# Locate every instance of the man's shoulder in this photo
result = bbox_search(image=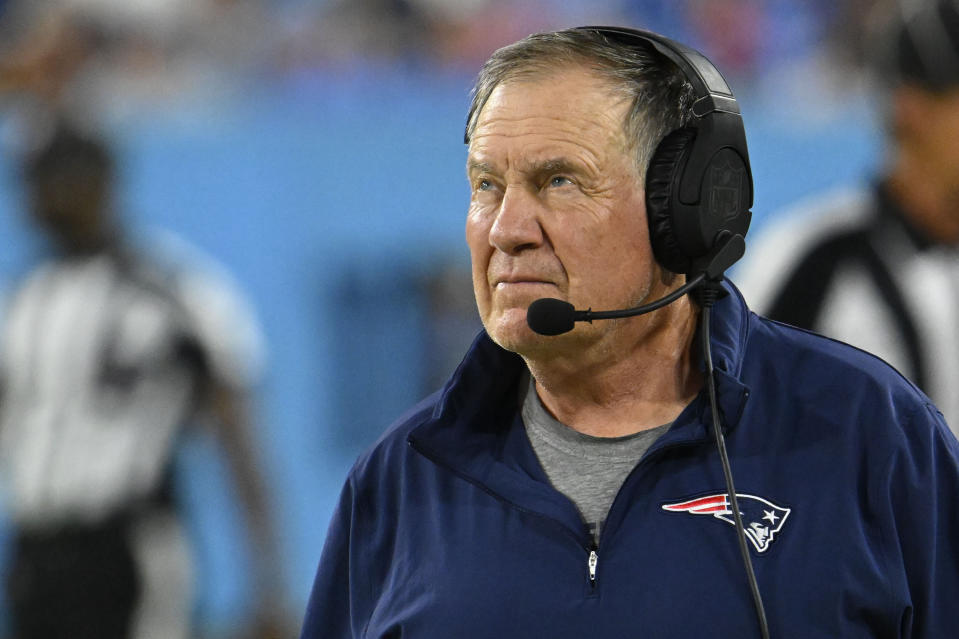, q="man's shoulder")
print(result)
[347,332,526,492]
[751,185,876,248]
[349,389,446,481]
[125,229,266,386]
[735,185,877,312]
[742,311,956,469]
[745,309,933,414]
[128,229,238,288]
